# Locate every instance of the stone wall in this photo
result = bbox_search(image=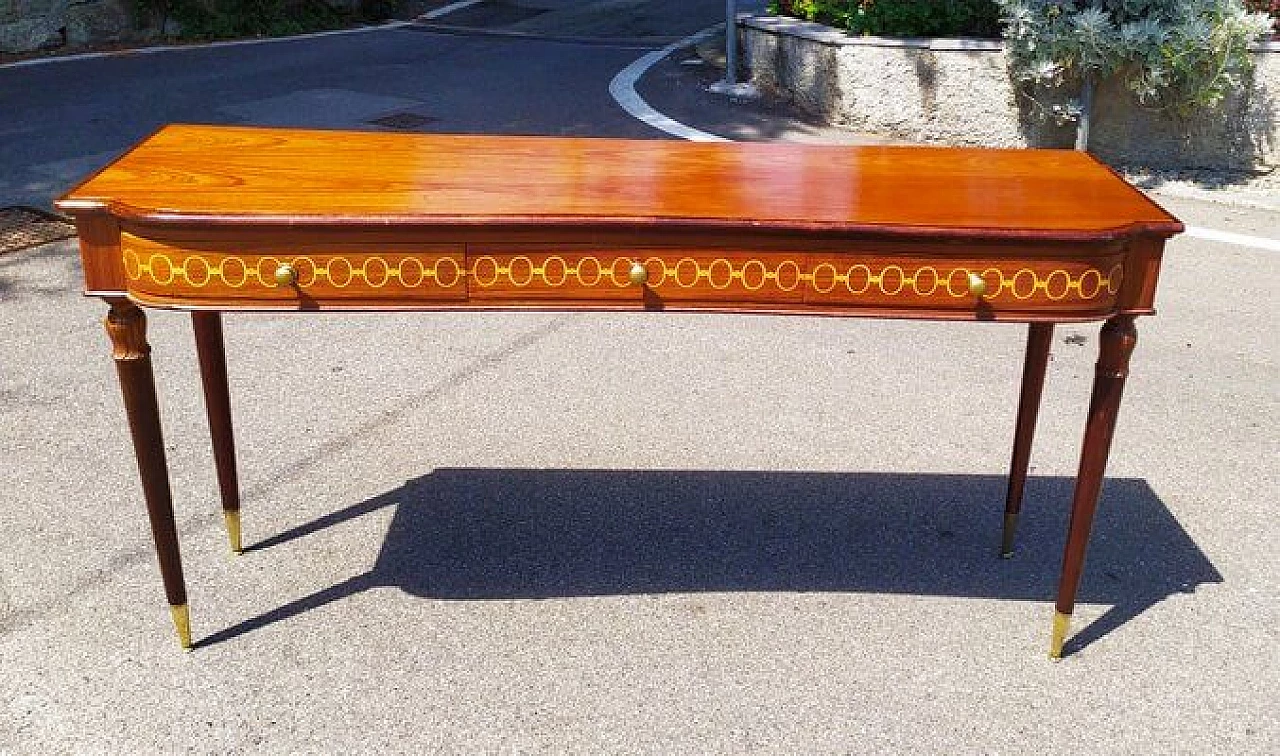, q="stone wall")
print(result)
[1,0,142,53]
[743,14,1279,172]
